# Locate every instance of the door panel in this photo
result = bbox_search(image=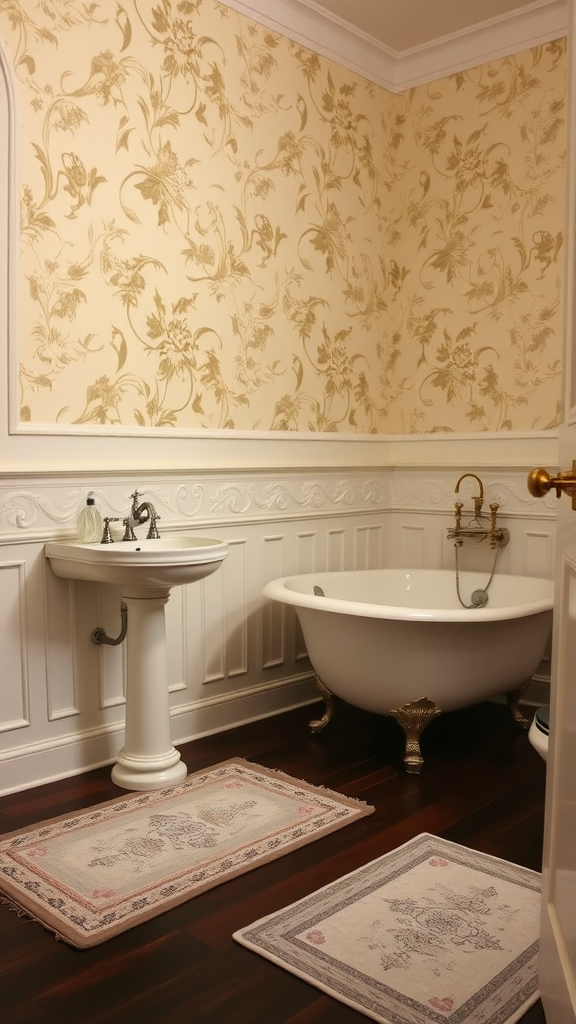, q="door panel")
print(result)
[538,2,576,1018]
